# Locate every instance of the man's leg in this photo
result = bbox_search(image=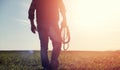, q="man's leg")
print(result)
[51,41,61,70]
[38,30,50,69]
[49,24,62,70]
